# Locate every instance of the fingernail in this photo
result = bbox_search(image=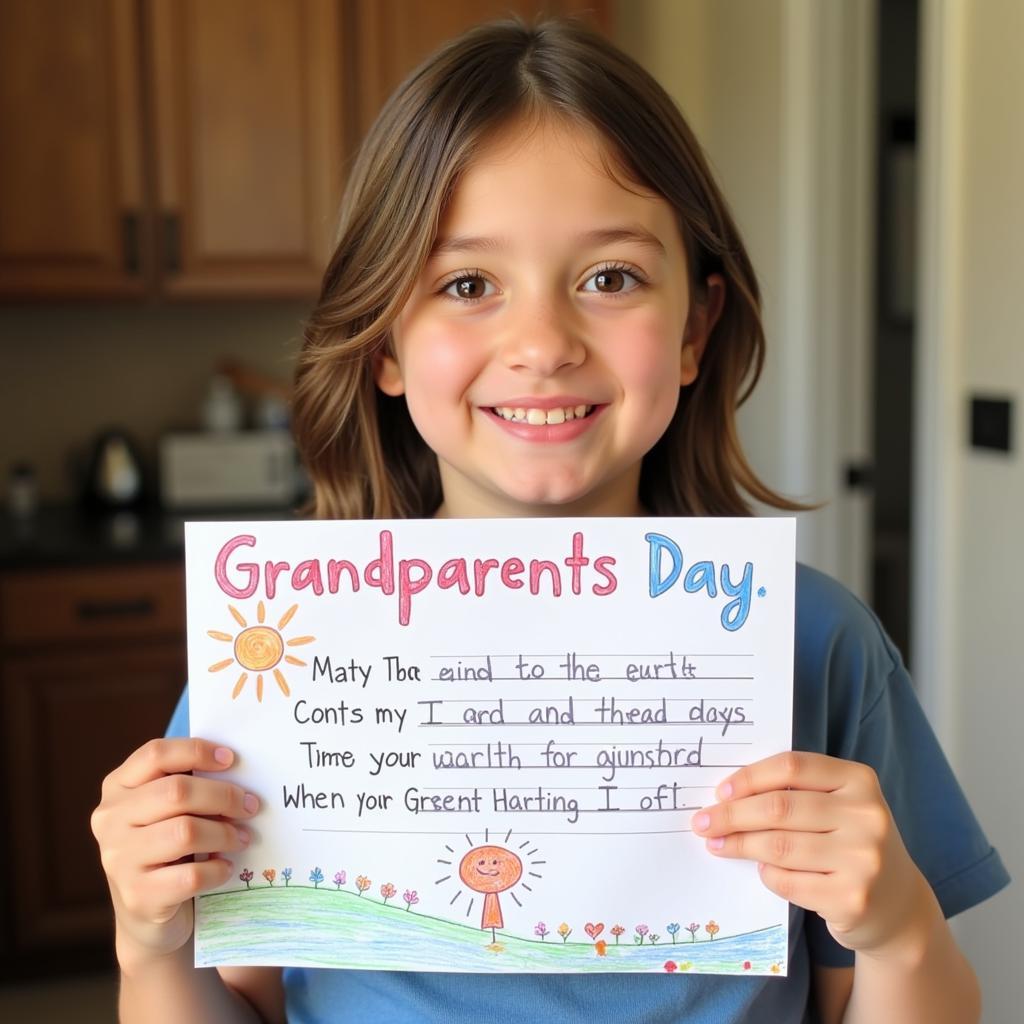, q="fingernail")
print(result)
[236,826,251,846]
[214,747,233,765]
[243,793,259,814]
[717,781,733,799]
[692,813,710,832]
[707,837,725,850]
